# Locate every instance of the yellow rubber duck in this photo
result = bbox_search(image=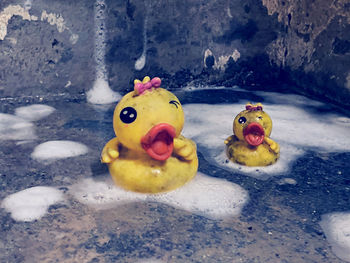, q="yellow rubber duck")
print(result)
[101,76,198,193]
[225,103,280,166]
